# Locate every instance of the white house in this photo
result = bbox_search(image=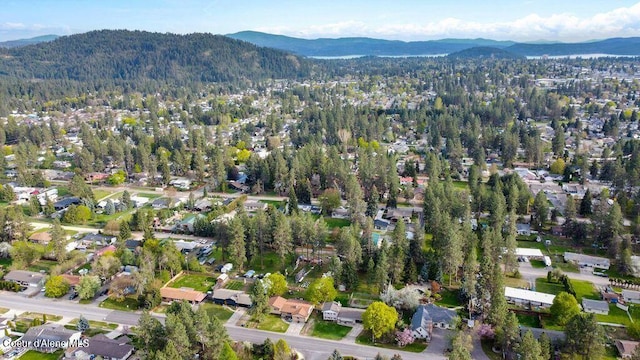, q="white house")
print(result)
[322,301,341,321]
[563,252,610,270]
[582,299,609,315]
[515,248,544,258]
[505,287,556,309]
[622,290,640,304]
